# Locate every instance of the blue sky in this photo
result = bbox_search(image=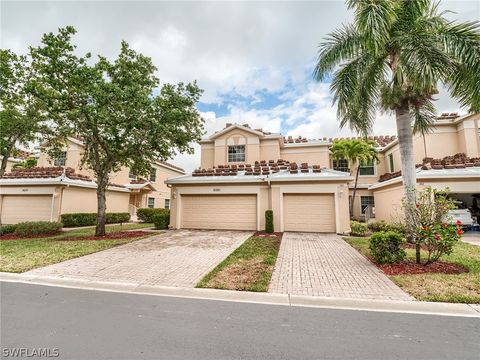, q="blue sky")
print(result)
[3,0,479,171]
